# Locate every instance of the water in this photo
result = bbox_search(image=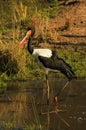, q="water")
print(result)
[0,79,86,130]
